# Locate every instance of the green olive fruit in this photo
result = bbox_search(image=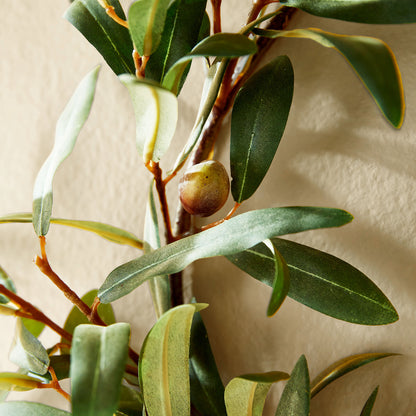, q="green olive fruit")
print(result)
[179,160,230,217]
